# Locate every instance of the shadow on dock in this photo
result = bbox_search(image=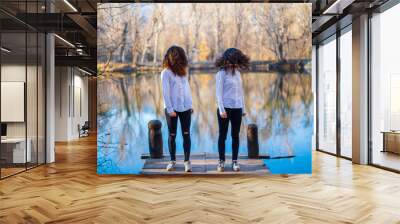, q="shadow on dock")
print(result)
[140,153,294,175]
